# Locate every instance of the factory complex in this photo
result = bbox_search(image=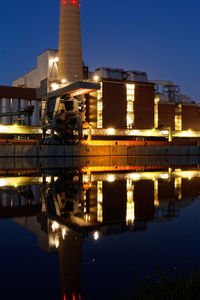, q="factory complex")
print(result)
[0,0,199,144]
